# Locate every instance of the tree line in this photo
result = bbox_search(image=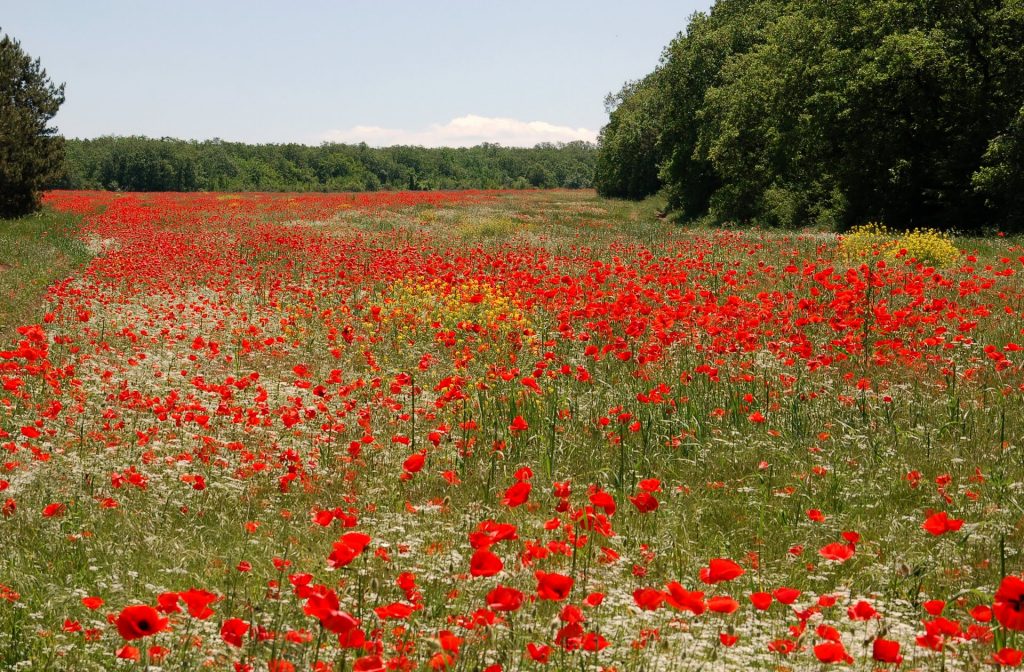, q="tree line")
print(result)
[596,0,1024,232]
[48,136,597,193]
